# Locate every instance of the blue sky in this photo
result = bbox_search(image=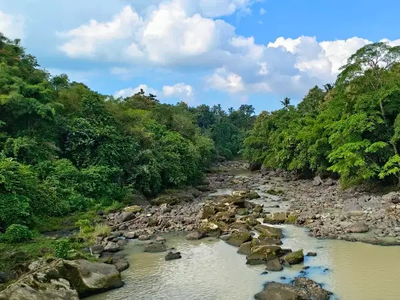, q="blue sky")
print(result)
[0,0,399,112]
